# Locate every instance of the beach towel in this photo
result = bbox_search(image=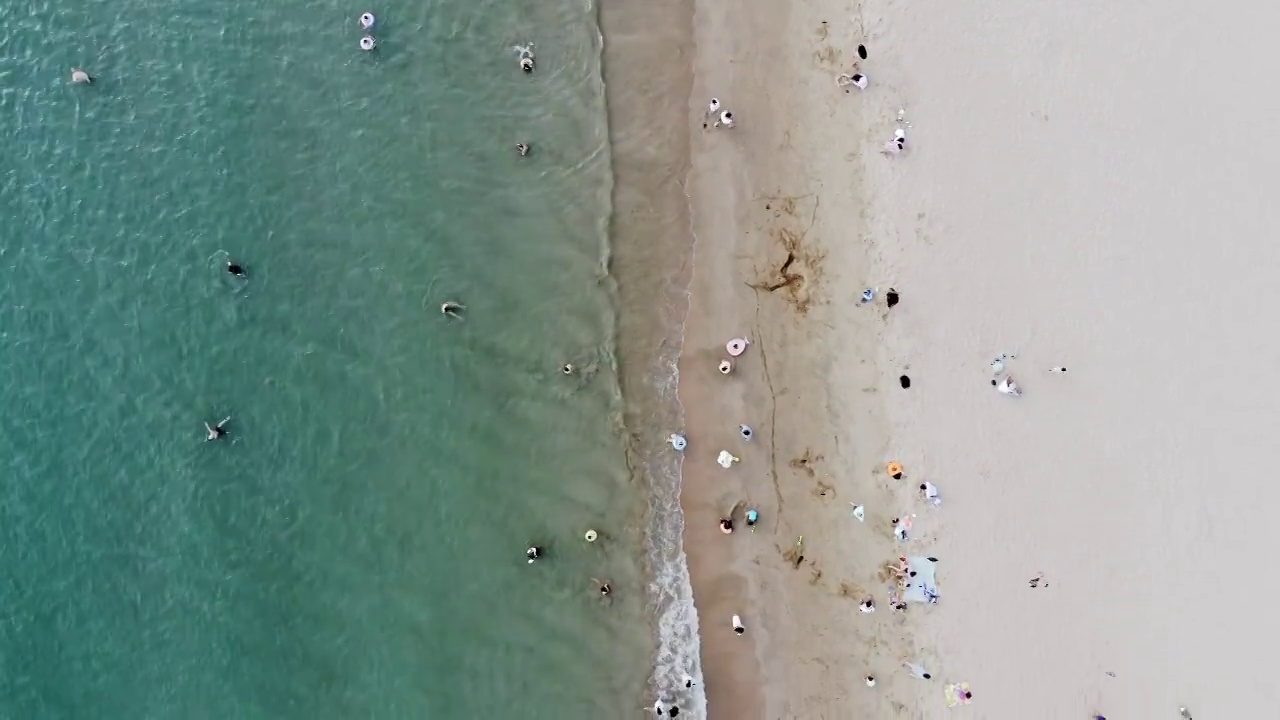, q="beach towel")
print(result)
[902,556,939,604]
